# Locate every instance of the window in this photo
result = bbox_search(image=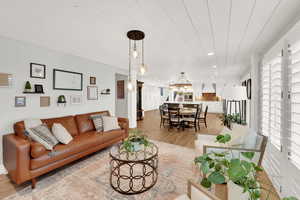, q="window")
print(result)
[288,42,300,169]
[261,55,282,150]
